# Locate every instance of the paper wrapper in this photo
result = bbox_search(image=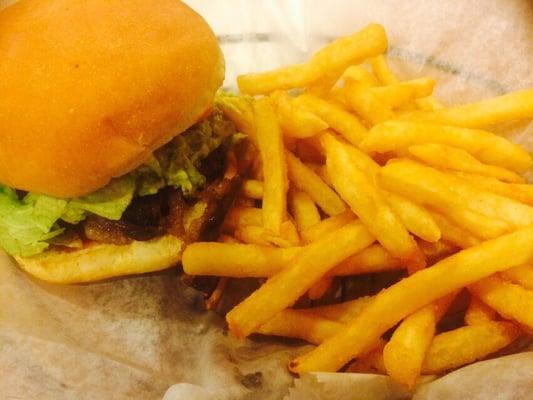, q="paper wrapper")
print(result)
[0,0,532,399]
